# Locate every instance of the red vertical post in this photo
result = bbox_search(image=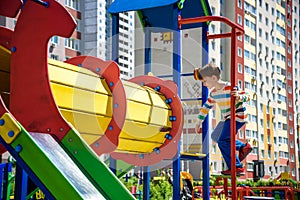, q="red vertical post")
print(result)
[230,27,238,200]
